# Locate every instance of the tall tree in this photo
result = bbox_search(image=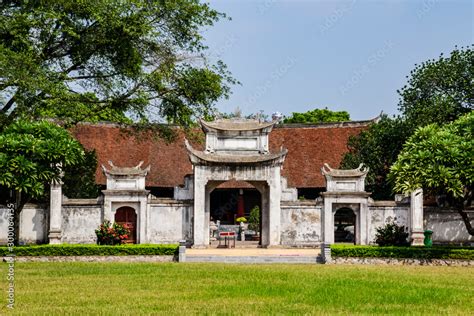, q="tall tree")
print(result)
[389,112,474,236]
[341,46,473,199]
[0,0,235,128]
[398,46,473,127]
[283,107,350,124]
[340,115,410,199]
[0,120,85,243]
